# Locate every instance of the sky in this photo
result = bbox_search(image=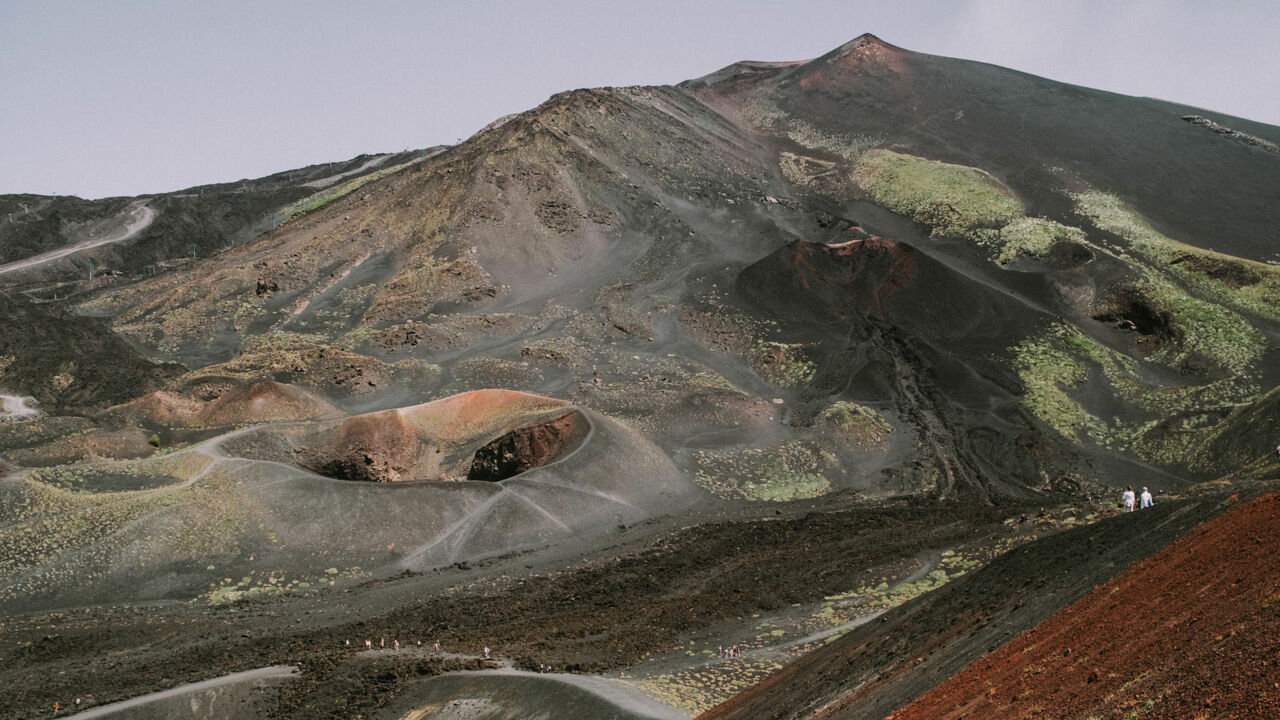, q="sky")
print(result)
[2,0,1278,199]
